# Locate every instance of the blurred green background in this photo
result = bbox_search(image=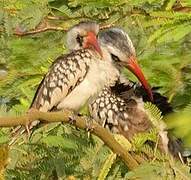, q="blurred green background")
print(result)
[0,0,191,179]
